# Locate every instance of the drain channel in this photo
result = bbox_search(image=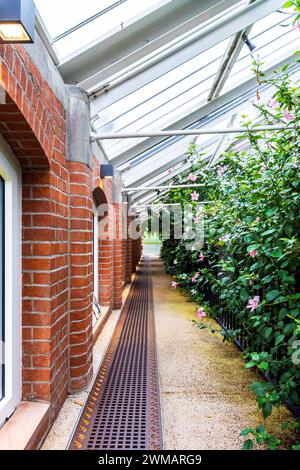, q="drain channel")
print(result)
[68,257,162,450]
